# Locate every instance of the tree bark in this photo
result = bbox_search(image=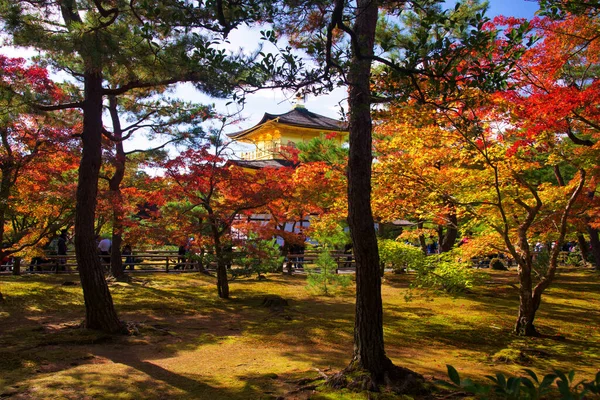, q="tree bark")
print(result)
[346,0,391,377]
[439,205,458,253]
[108,96,126,279]
[515,260,539,336]
[11,257,21,276]
[576,233,589,264]
[210,214,229,299]
[75,70,122,333]
[514,170,586,336]
[588,226,600,270]
[417,221,427,255]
